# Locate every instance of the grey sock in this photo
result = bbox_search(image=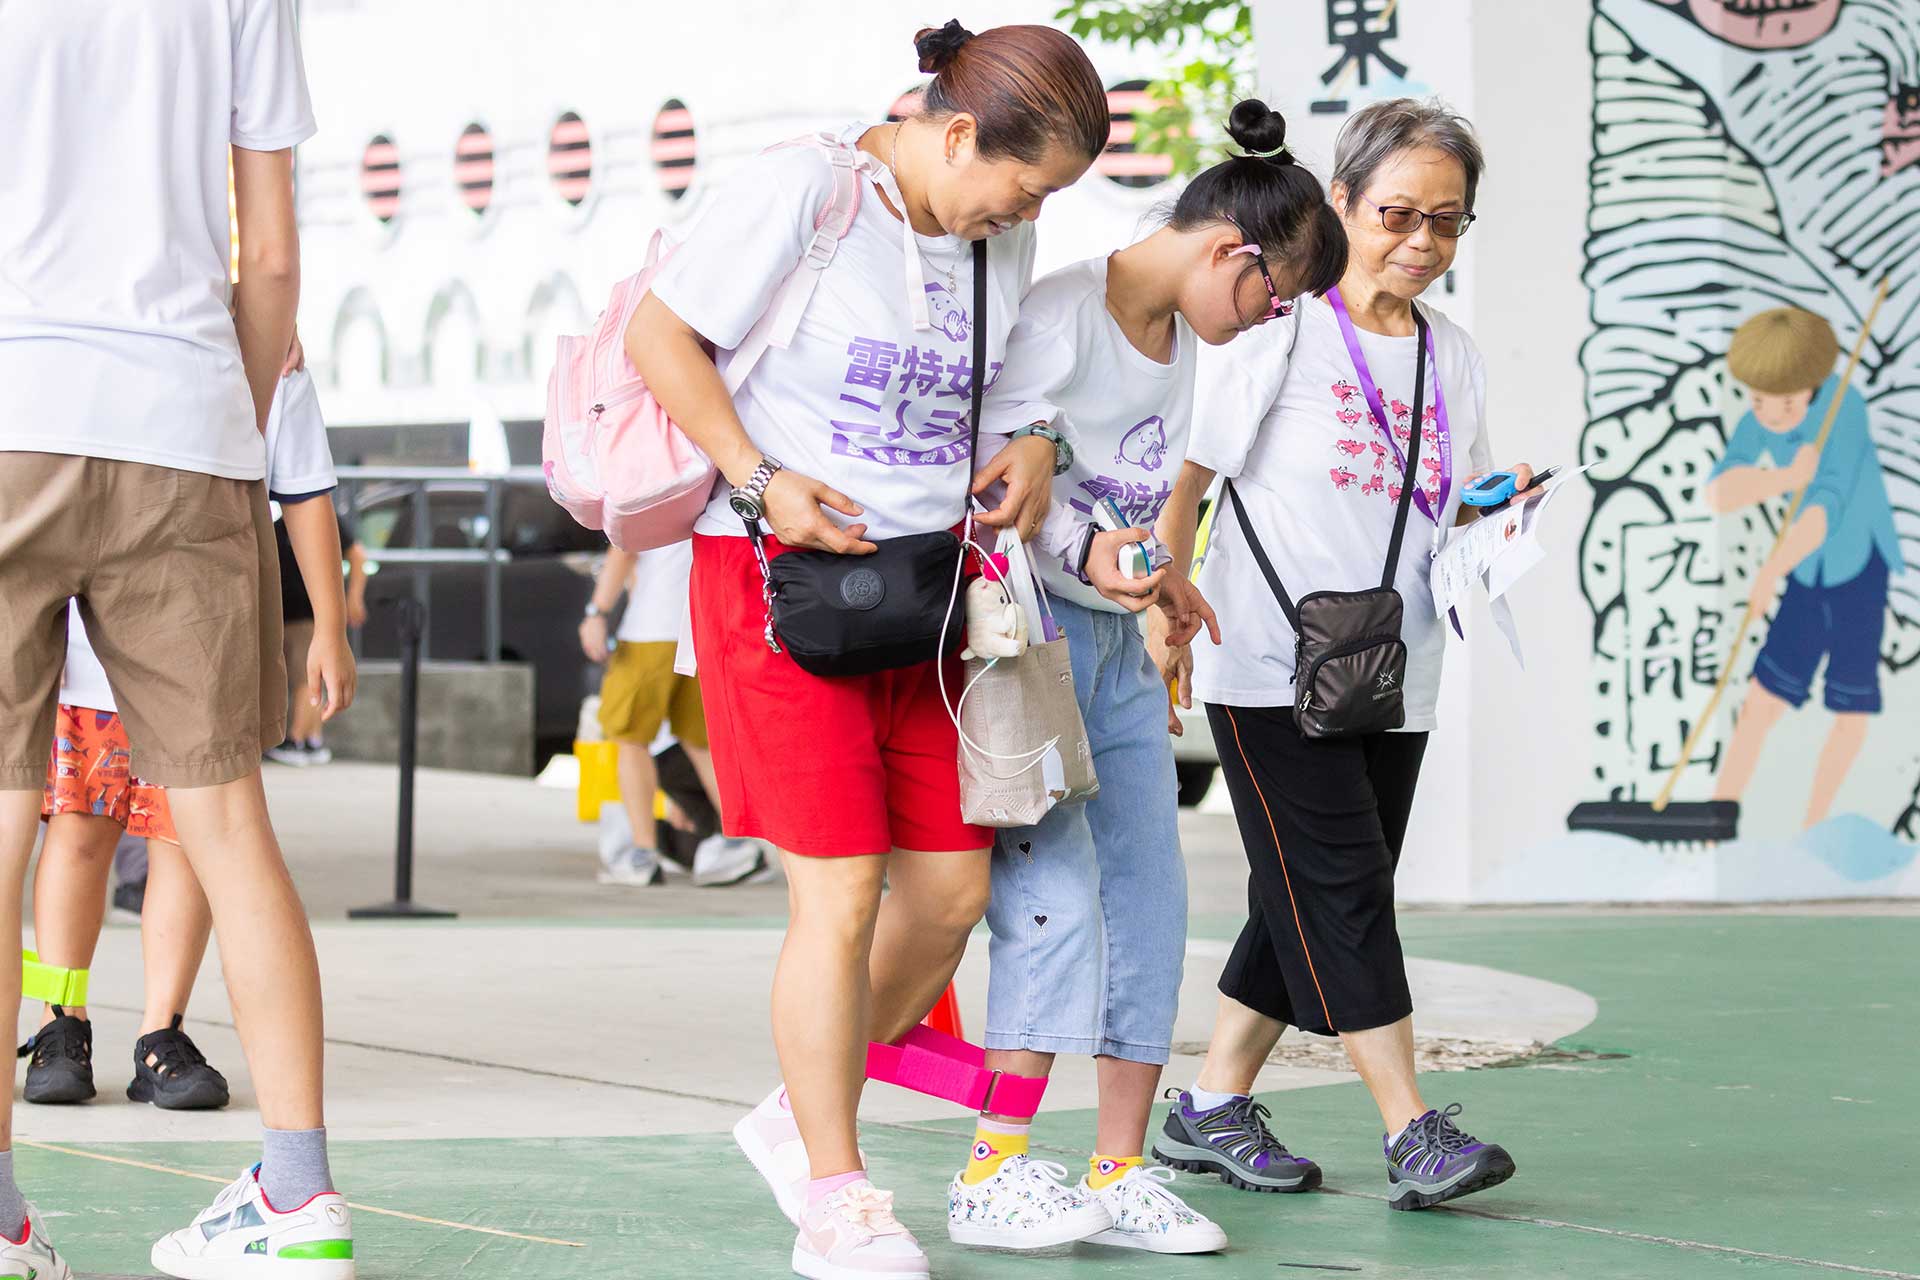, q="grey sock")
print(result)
[0,1150,25,1237]
[259,1127,333,1209]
